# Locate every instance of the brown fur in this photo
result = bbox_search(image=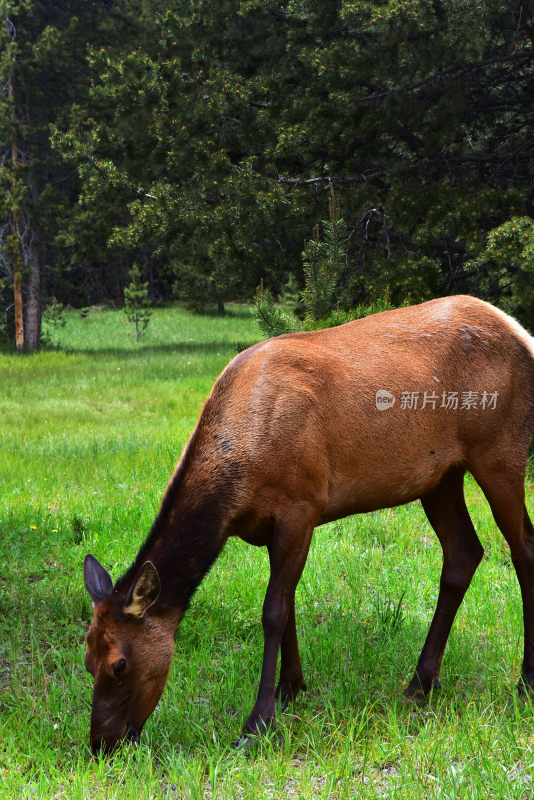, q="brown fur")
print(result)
[84,295,534,753]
